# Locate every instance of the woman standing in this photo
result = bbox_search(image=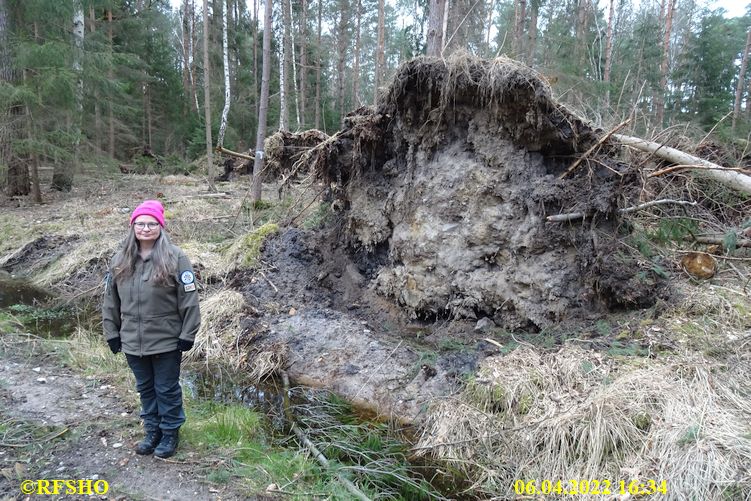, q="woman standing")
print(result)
[103,200,201,459]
